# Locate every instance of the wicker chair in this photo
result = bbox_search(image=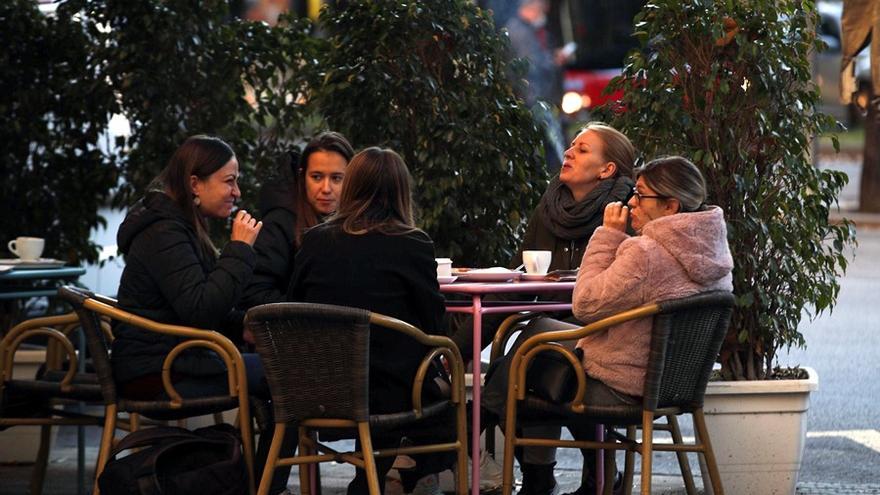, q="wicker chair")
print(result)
[244,302,469,495]
[0,312,106,495]
[498,291,735,495]
[58,285,256,495]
